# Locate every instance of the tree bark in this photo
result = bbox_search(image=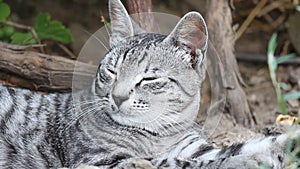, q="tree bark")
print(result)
[0,42,96,92]
[206,0,257,128]
[125,0,157,32]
